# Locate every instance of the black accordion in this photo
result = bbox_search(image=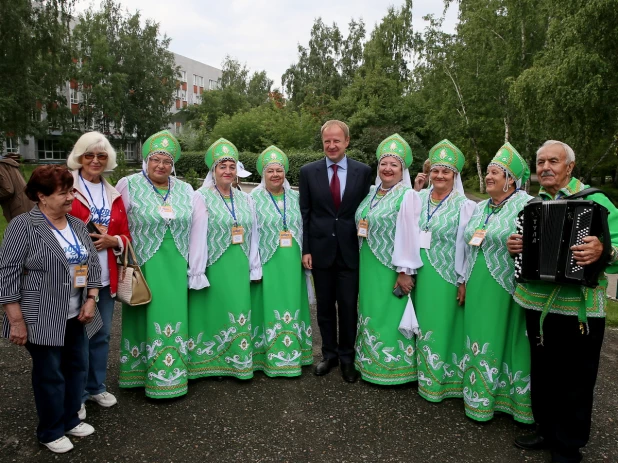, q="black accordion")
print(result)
[514,199,610,288]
